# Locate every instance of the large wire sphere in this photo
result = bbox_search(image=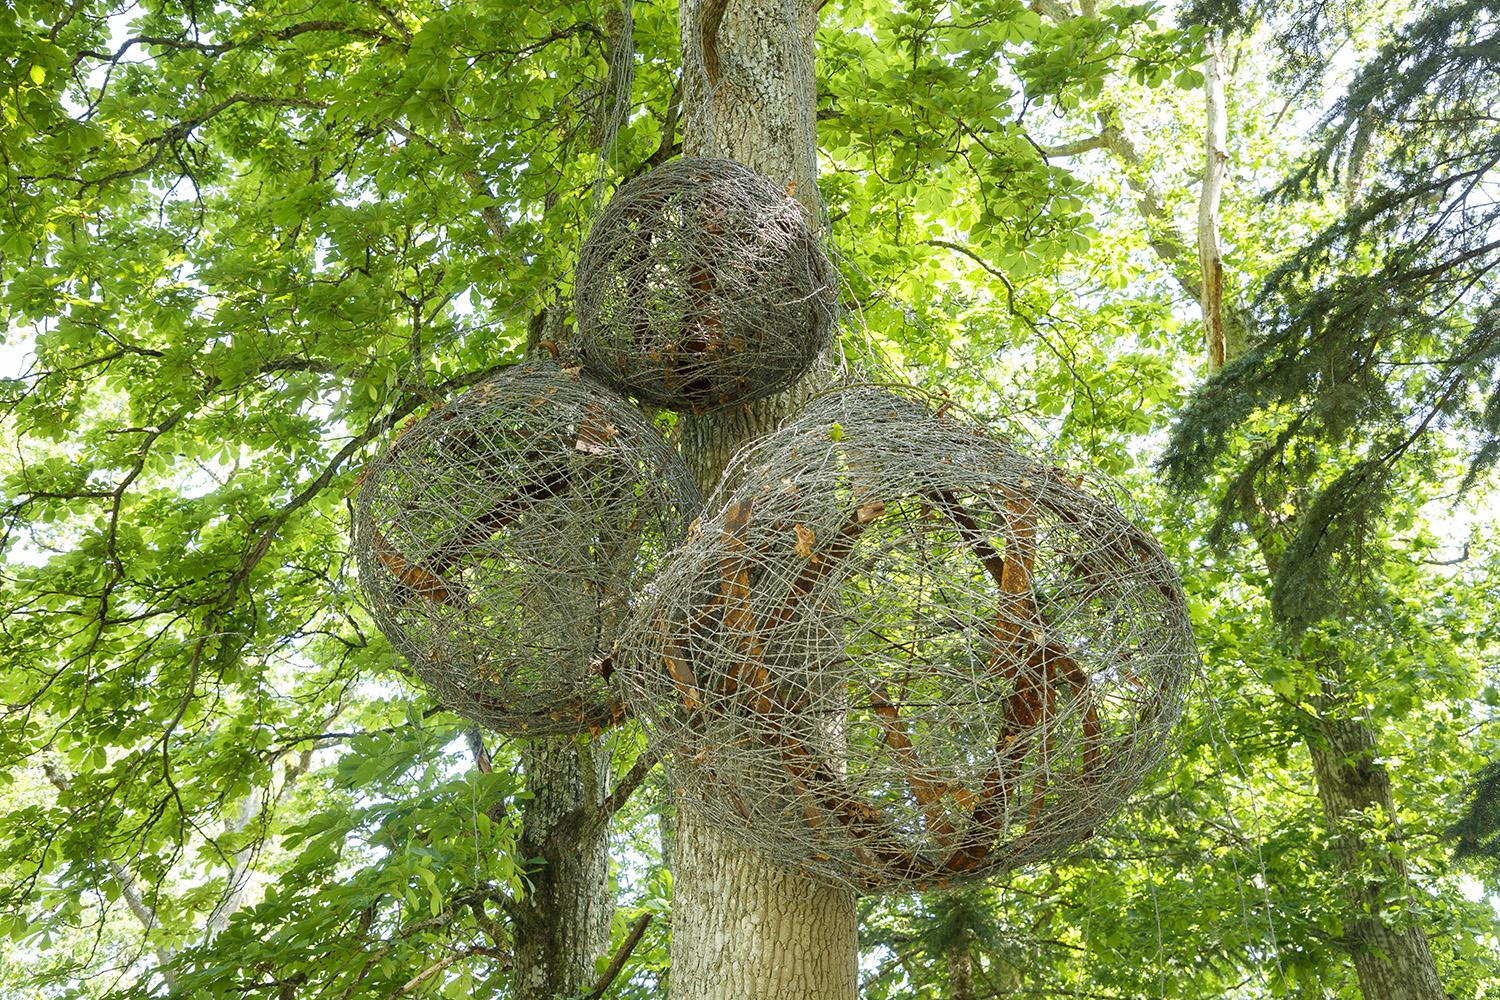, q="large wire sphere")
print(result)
[572,157,838,412]
[617,387,1194,893]
[353,361,701,737]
